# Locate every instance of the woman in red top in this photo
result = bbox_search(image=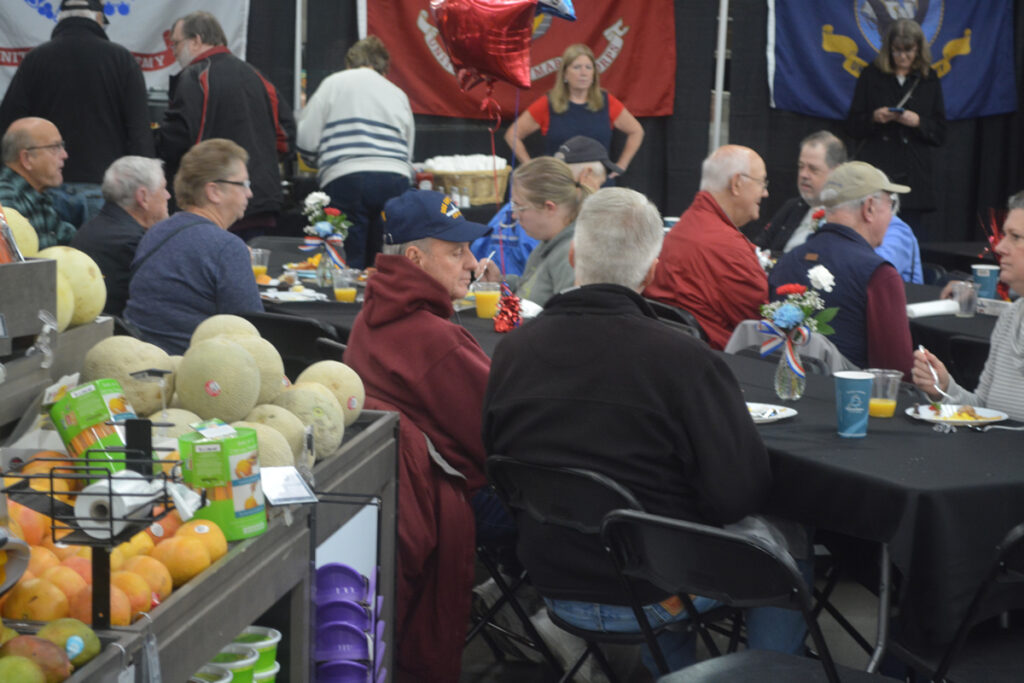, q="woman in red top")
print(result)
[504,44,643,177]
